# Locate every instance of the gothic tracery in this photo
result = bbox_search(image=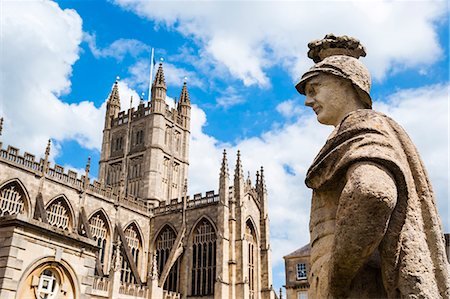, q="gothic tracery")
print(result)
[191,219,216,296]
